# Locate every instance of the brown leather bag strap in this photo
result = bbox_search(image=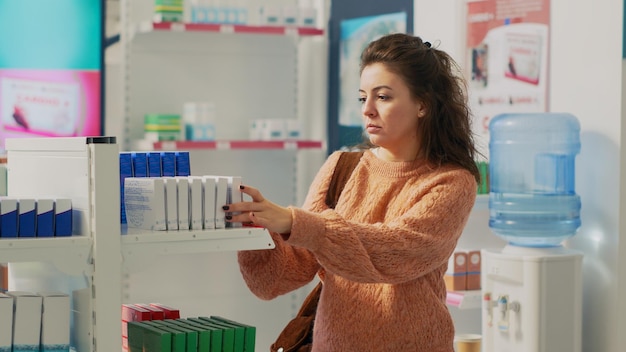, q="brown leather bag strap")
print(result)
[325,151,364,209]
